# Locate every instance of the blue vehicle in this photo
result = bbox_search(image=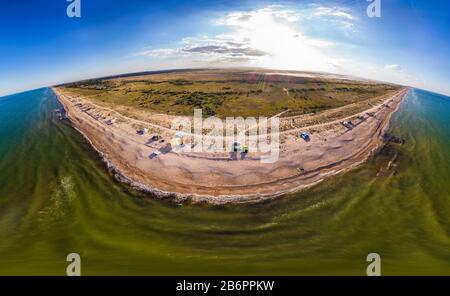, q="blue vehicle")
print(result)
[299,131,310,141]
